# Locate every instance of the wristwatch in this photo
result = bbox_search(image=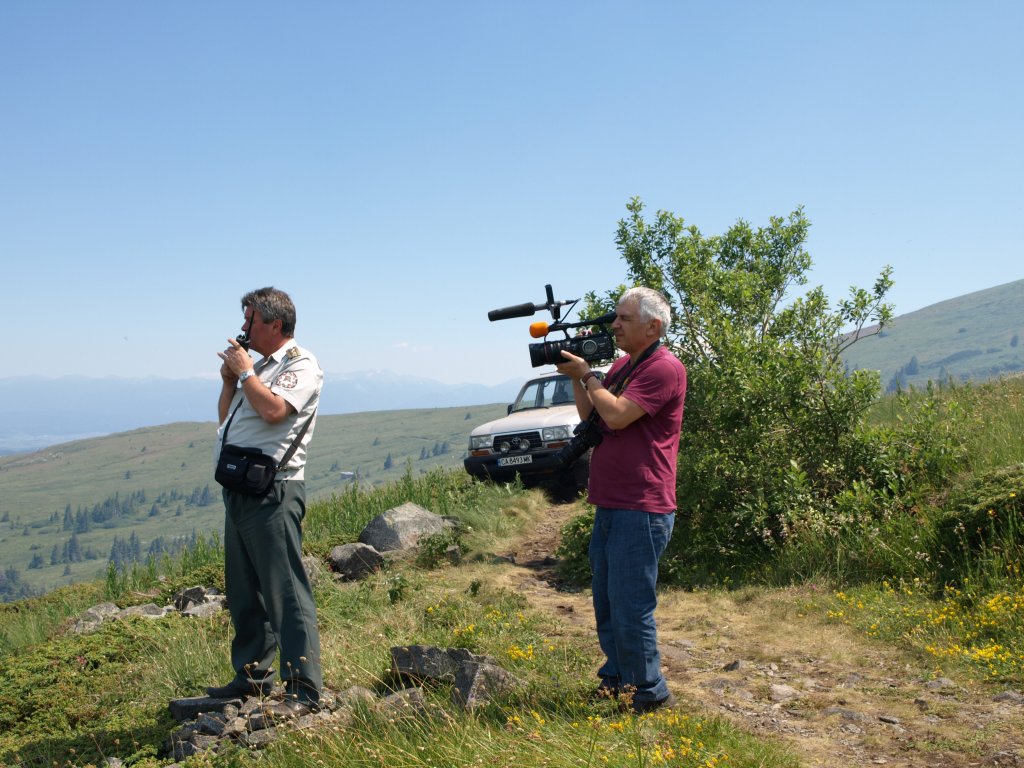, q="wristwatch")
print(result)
[238,369,255,383]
